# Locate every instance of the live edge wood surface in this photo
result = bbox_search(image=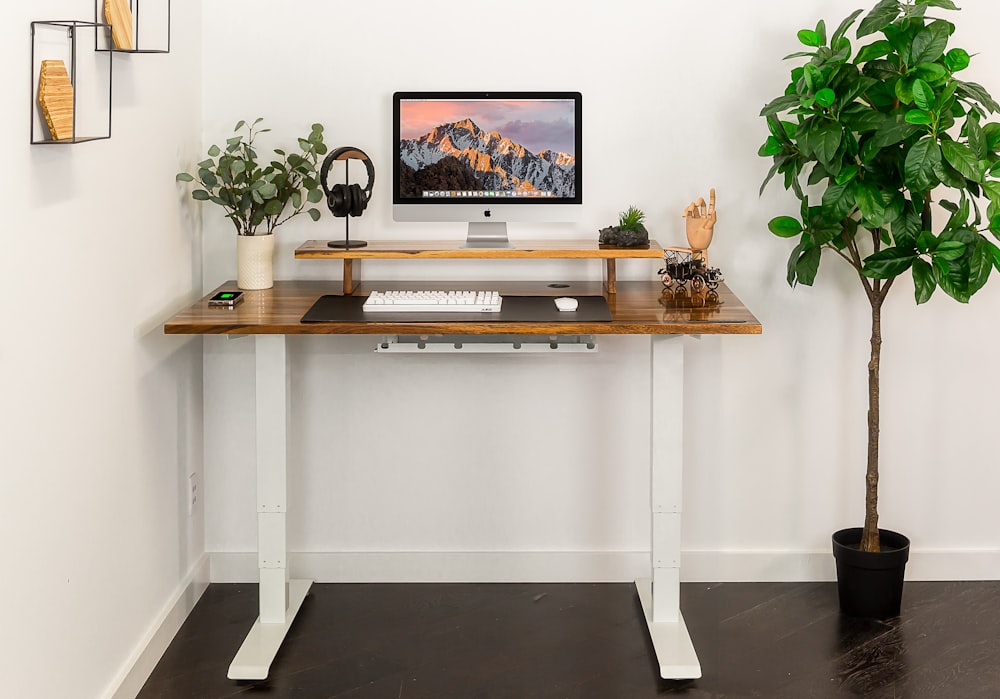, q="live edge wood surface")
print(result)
[163,280,762,337]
